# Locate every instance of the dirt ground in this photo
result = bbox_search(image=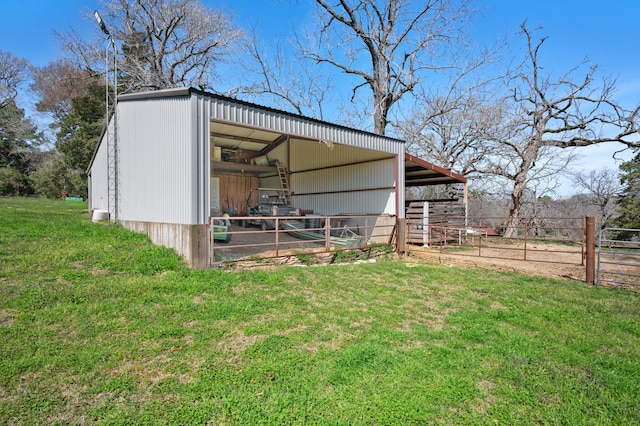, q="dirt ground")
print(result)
[408,240,588,282]
[409,239,640,290]
[212,222,355,264]
[214,225,639,289]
